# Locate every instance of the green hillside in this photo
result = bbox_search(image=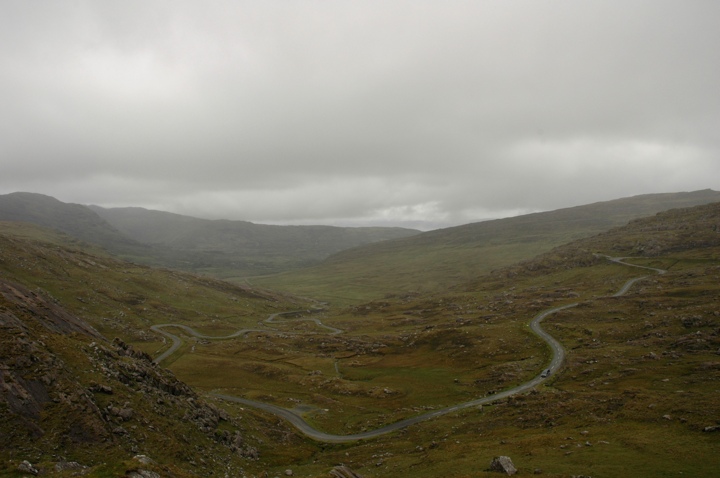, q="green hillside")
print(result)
[1,201,719,476]
[90,204,419,277]
[0,192,422,278]
[254,189,720,304]
[0,192,141,252]
[0,221,315,476]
